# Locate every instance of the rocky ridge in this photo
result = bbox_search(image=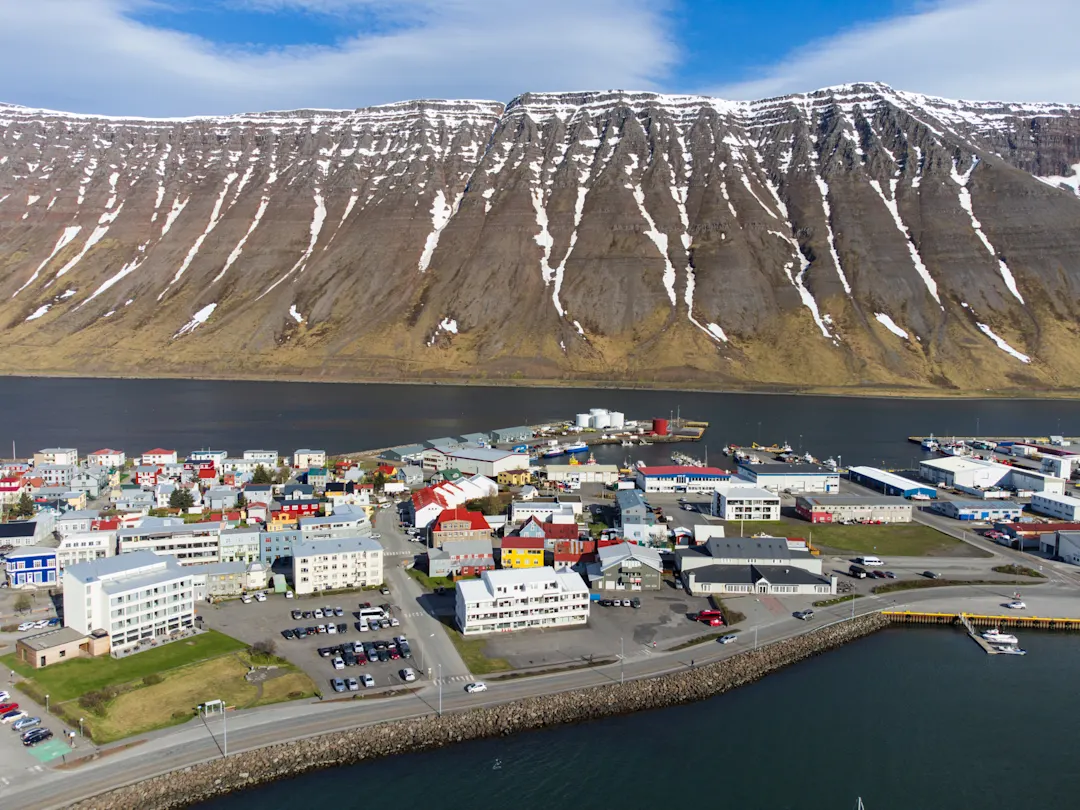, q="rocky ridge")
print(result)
[2,83,1080,390]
